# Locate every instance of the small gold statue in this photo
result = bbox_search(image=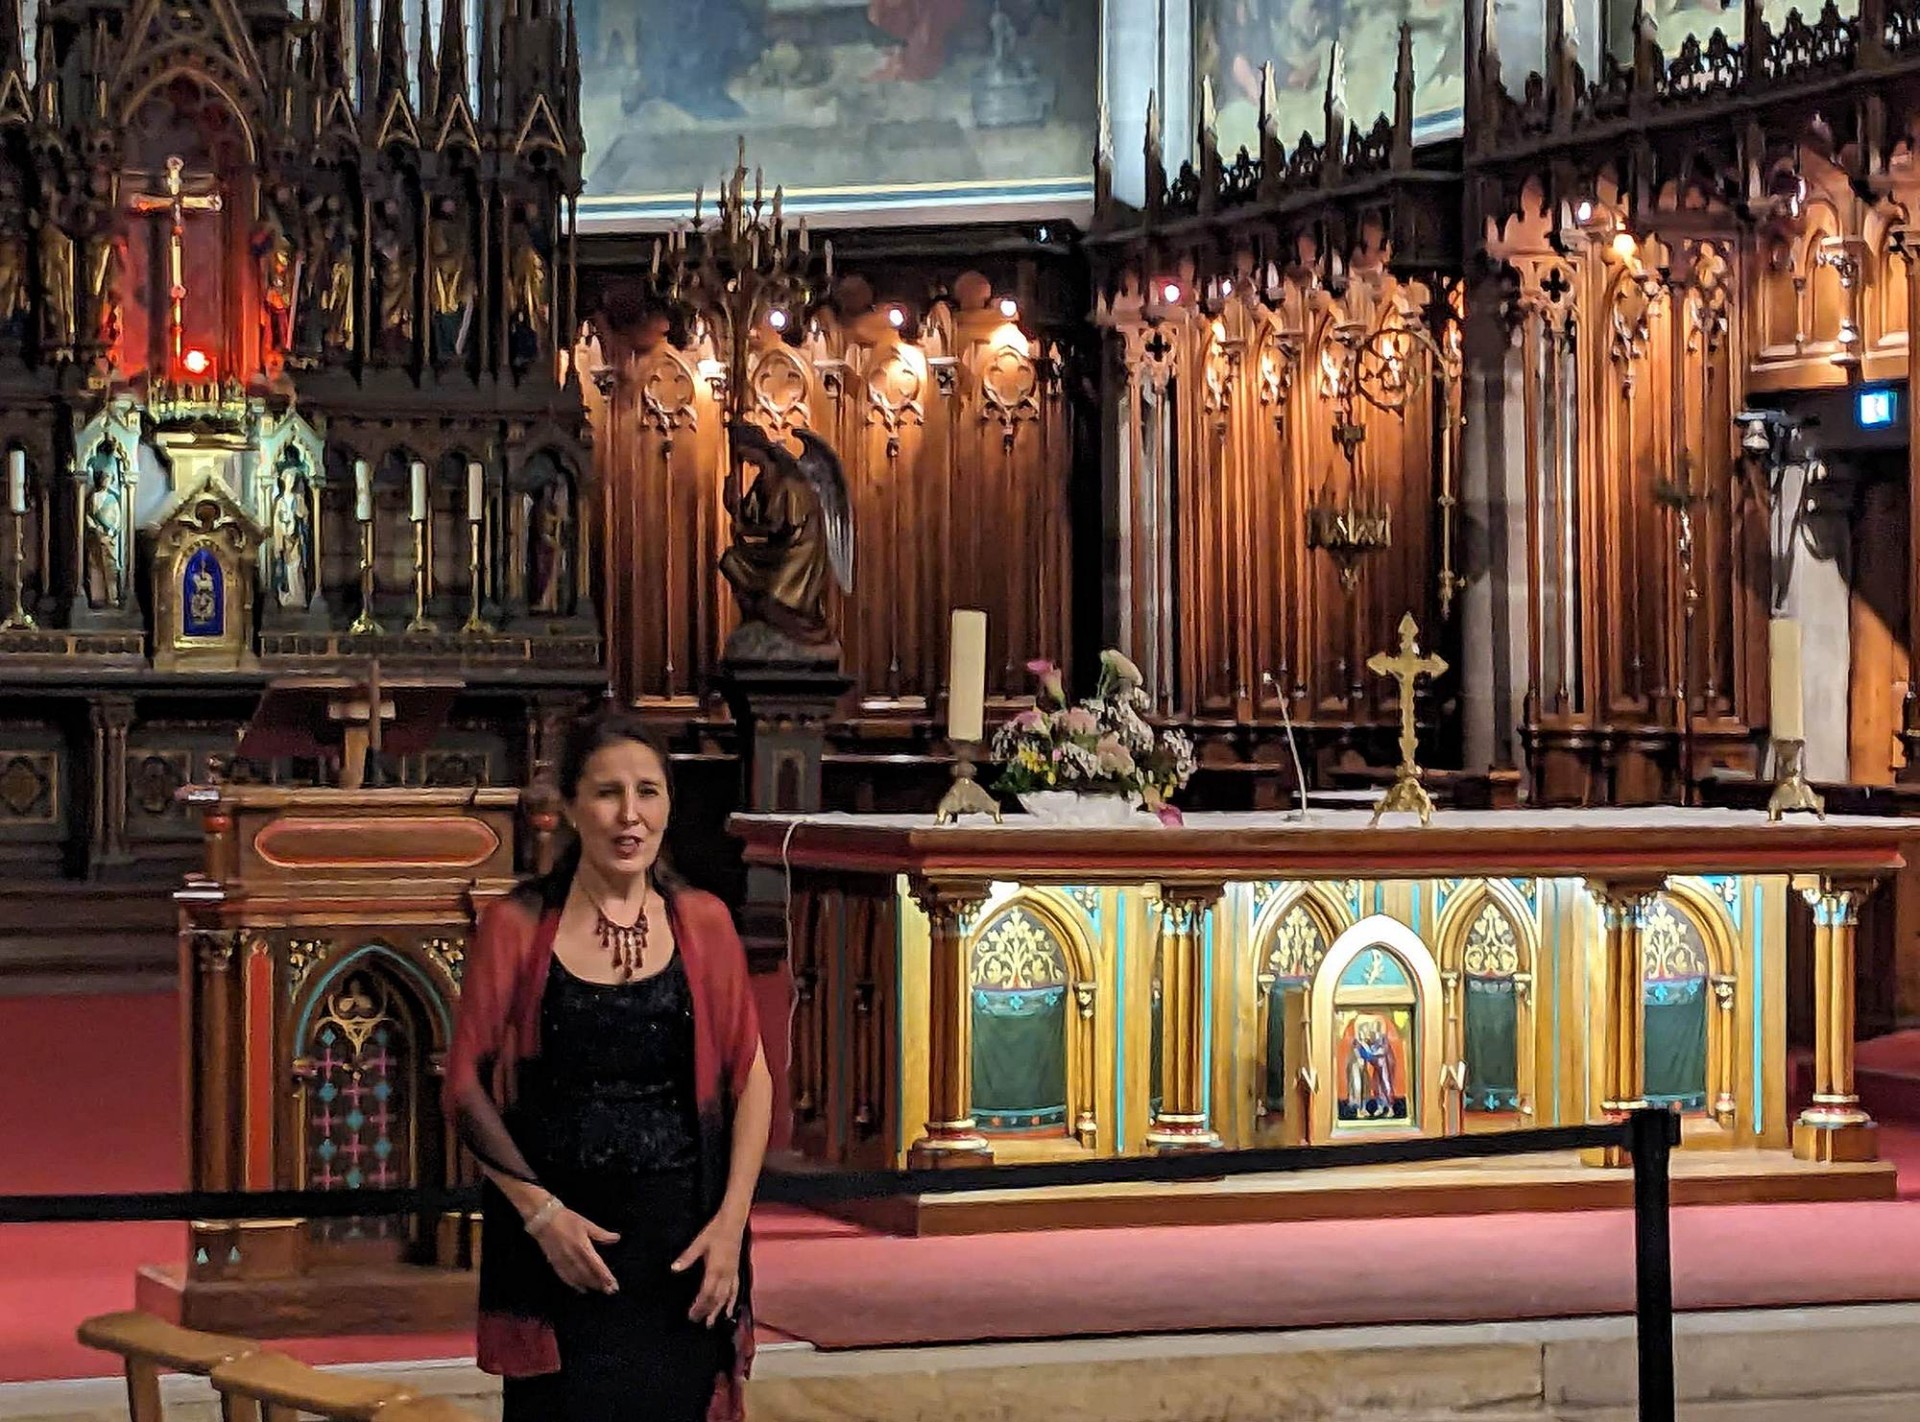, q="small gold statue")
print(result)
[1367,612,1447,827]
[35,214,74,351]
